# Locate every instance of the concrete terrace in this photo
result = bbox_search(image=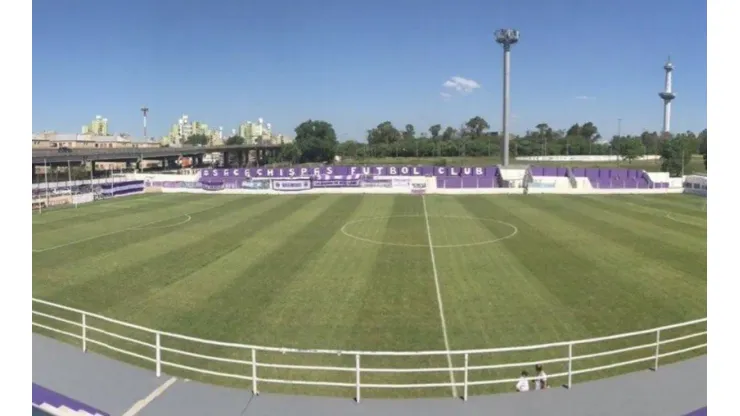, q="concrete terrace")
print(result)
[33,334,706,416]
